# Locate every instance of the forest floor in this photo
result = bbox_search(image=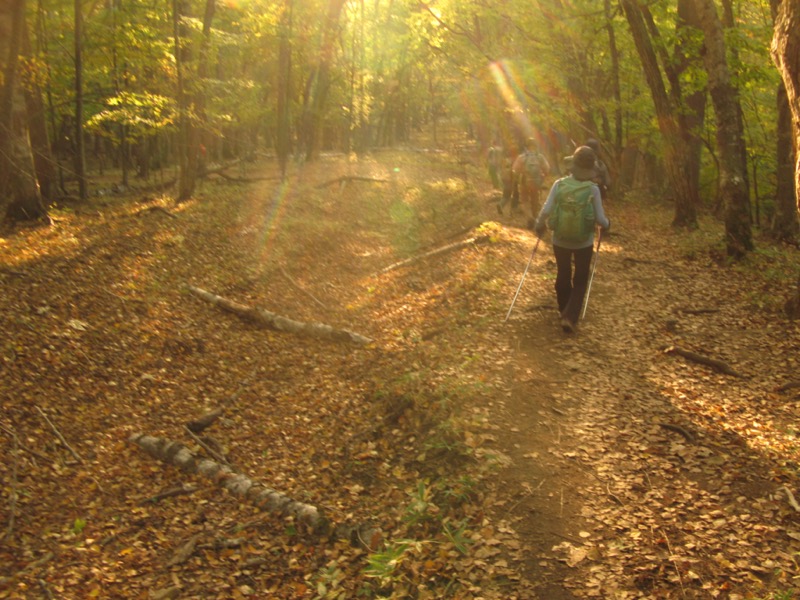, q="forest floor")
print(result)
[1,147,800,600]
